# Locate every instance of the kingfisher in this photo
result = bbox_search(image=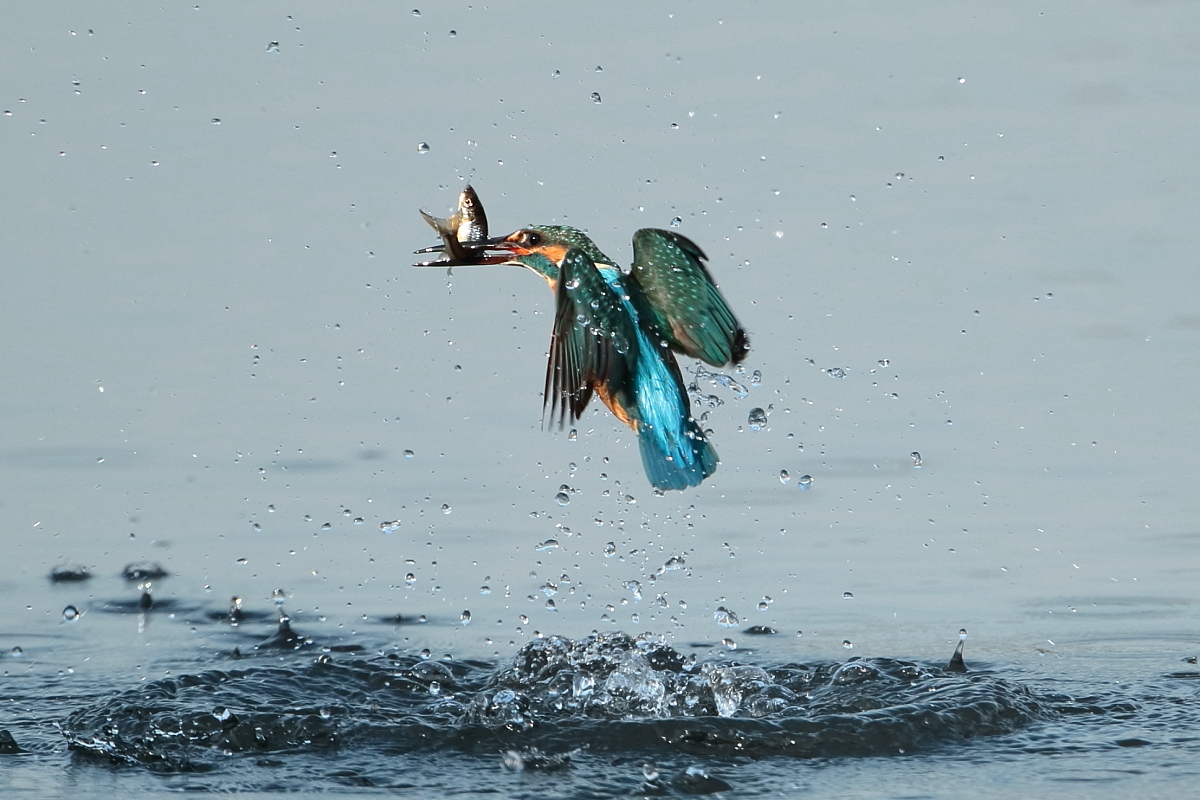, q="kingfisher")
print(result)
[416,194,748,490]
